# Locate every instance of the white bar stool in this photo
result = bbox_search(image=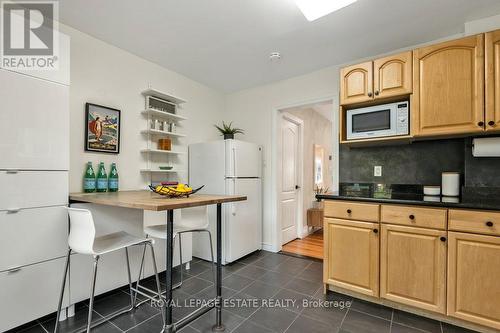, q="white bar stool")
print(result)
[54,208,164,333]
[136,206,215,298]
